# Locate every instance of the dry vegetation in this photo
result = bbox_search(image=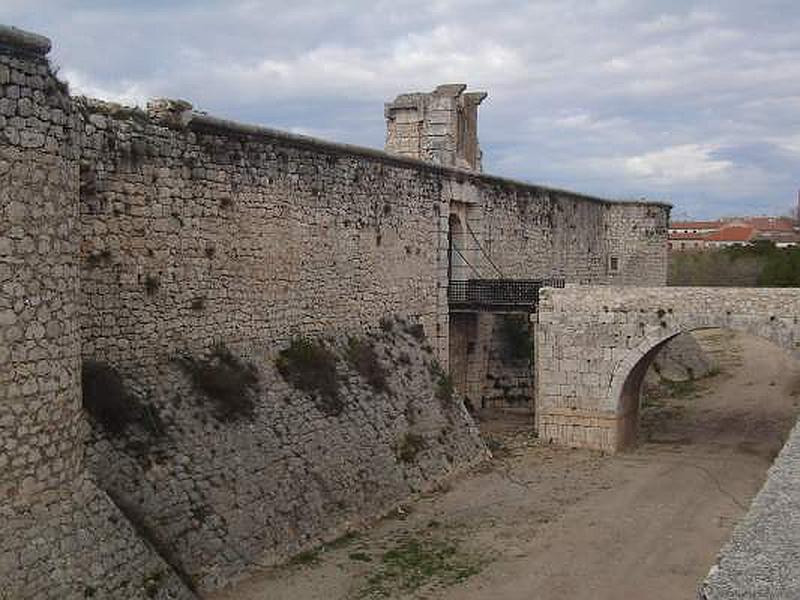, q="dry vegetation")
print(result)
[669,243,800,287]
